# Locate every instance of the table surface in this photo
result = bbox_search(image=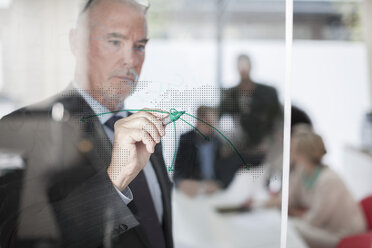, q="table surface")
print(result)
[172,171,308,248]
